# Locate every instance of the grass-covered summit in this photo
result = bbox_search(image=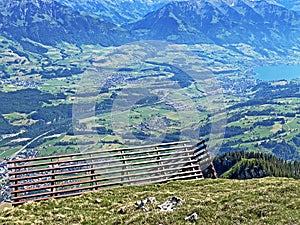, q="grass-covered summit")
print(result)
[1,177,299,224]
